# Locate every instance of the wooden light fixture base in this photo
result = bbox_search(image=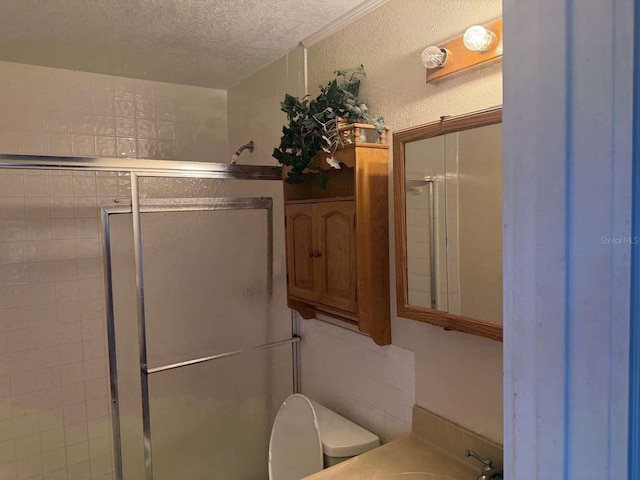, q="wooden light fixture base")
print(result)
[426,18,503,84]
